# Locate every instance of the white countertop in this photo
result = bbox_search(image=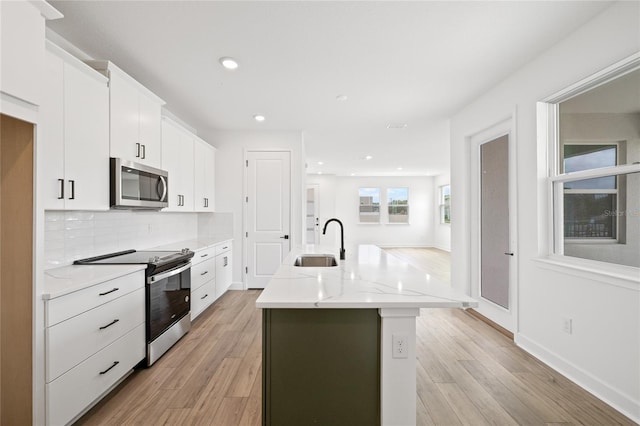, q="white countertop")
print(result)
[43,264,146,300]
[256,245,478,309]
[151,235,233,252]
